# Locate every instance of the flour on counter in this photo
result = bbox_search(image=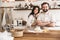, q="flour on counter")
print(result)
[0,31,14,40]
